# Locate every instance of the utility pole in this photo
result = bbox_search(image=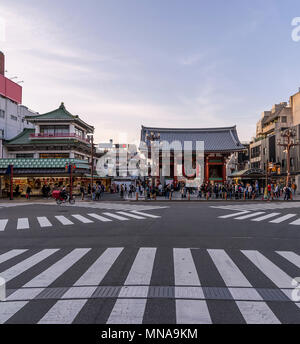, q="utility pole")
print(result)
[90,135,94,194]
[277,128,300,187]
